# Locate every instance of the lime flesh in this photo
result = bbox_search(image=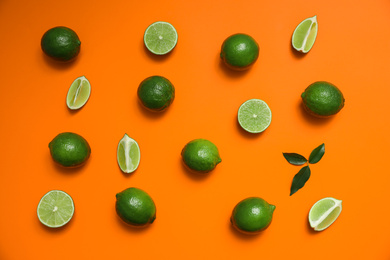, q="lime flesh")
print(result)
[238,99,272,133]
[292,15,318,53]
[66,76,91,110]
[117,134,140,173]
[144,21,178,55]
[309,197,342,231]
[37,190,74,228]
